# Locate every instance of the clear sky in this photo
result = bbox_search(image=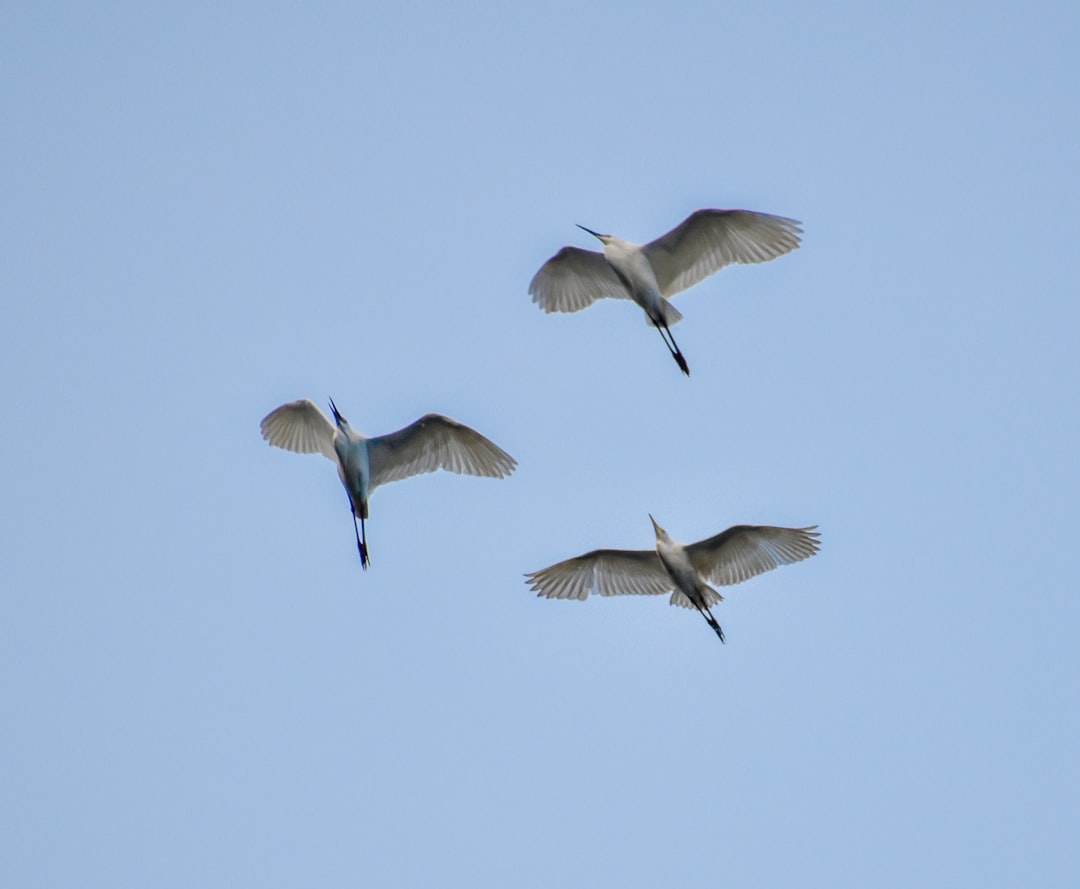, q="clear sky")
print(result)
[3,2,1078,887]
